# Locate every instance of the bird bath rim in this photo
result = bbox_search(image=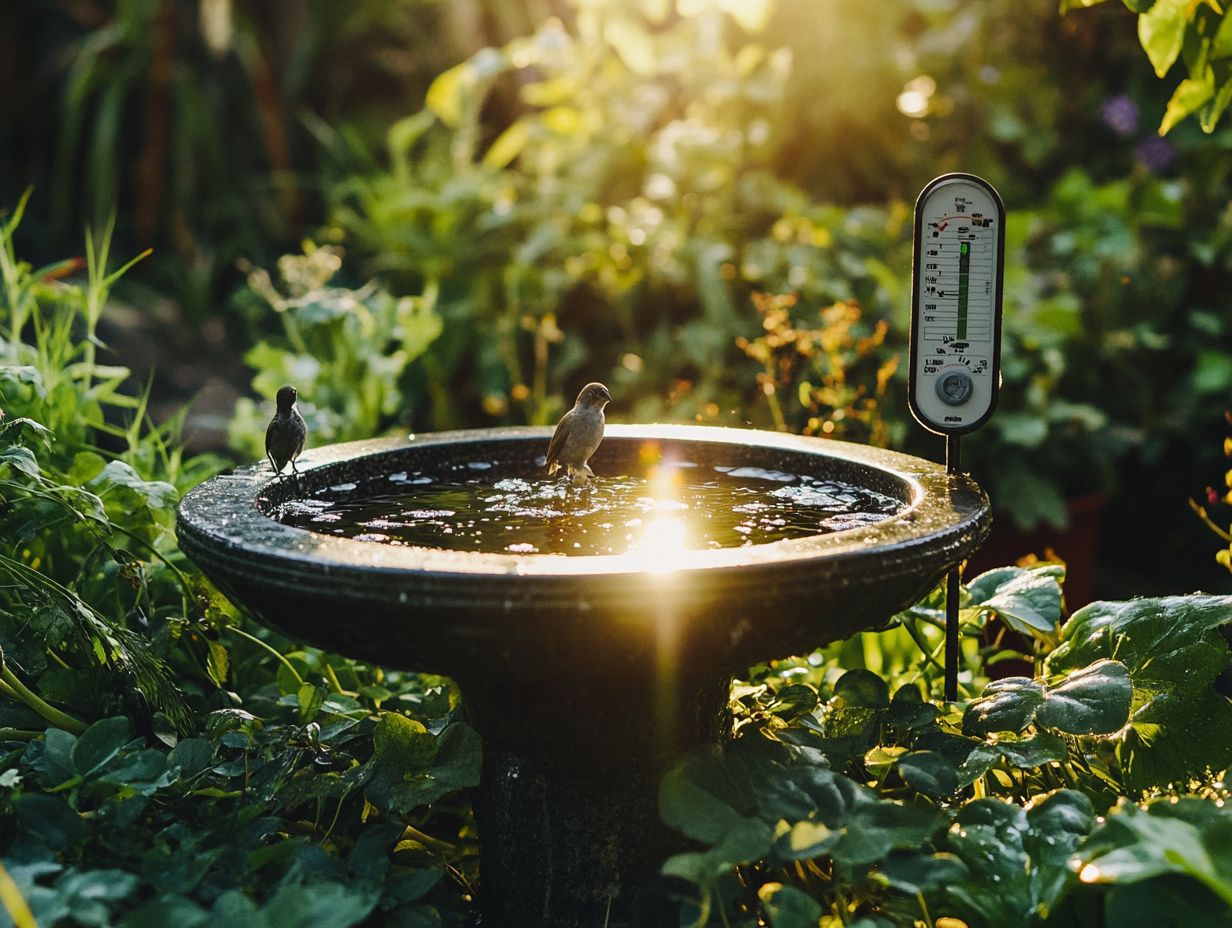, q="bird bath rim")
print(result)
[177,423,984,580]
